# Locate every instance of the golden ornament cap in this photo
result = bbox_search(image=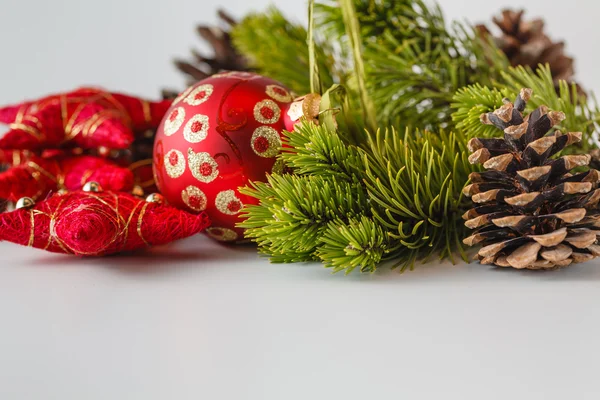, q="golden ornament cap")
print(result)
[15,197,35,209]
[82,181,103,193]
[145,193,164,204]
